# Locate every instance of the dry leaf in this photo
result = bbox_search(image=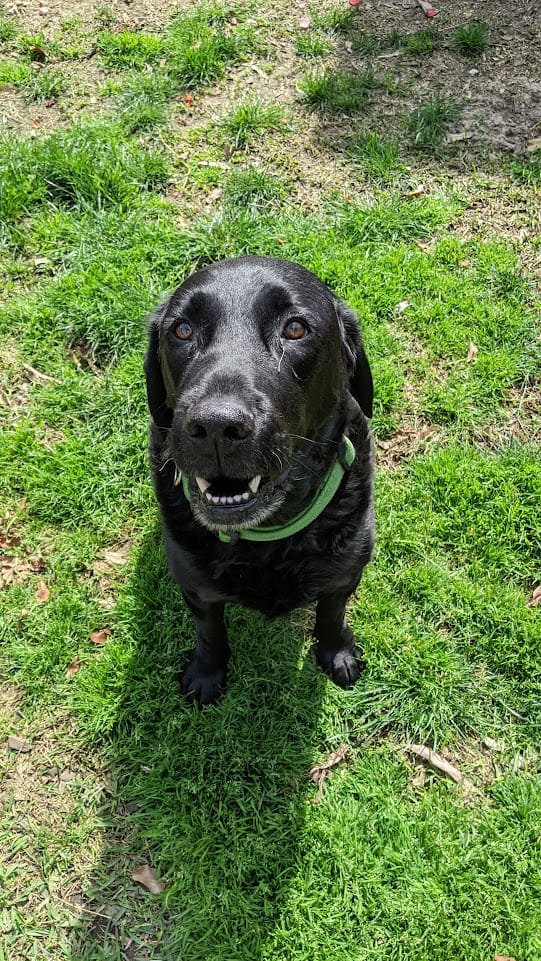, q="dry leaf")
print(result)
[29,44,47,61]
[22,363,54,383]
[406,744,473,788]
[132,864,164,894]
[36,581,50,602]
[17,608,29,629]
[67,656,82,677]
[309,745,350,803]
[526,137,541,154]
[482,737,502,752]
[90,627,112,645]
[103,546,130,566]
[182,93,195,107]
[395,300,411,315]
[0,532,21,548]
[494,956,517,961]
[466,342,478,363]
[527,585,541,607]
[8,735,31,753]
